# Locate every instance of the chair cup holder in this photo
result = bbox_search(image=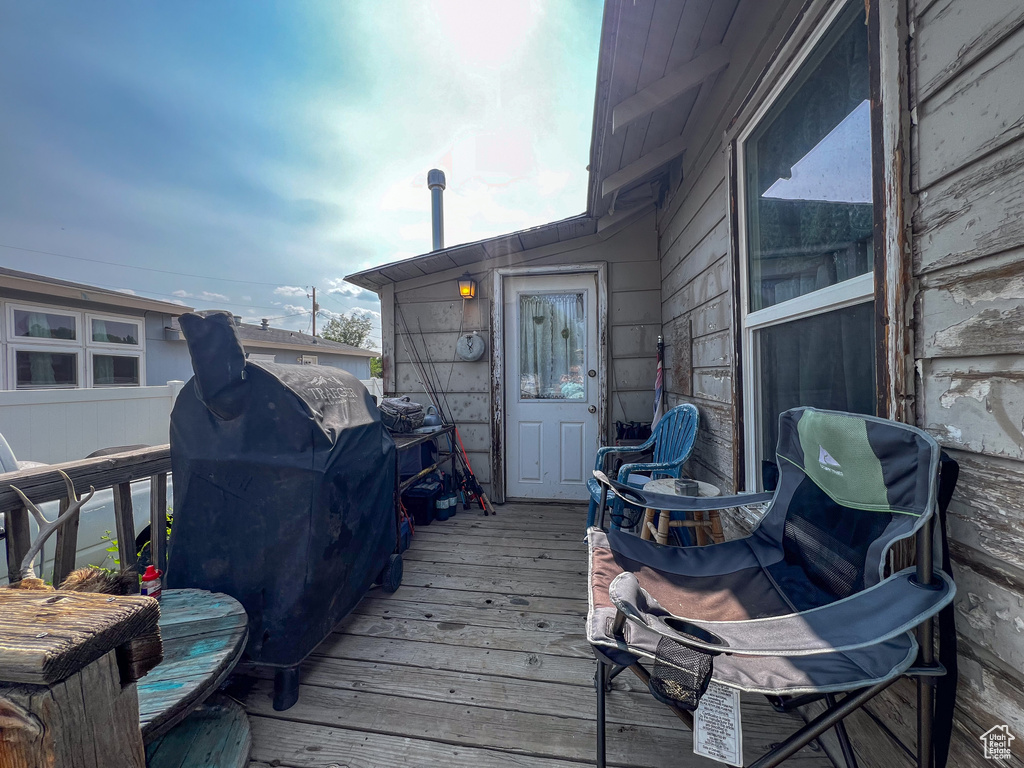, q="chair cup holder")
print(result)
[662,616,727,654]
